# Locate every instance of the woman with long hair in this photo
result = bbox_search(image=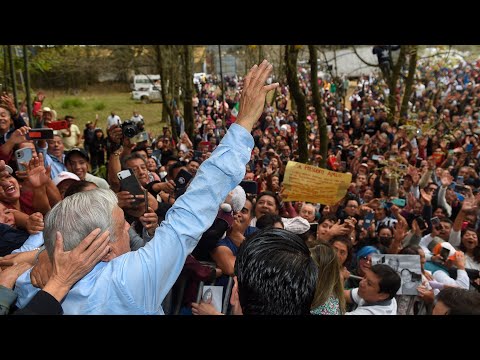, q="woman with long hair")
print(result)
[310,243,346,315]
